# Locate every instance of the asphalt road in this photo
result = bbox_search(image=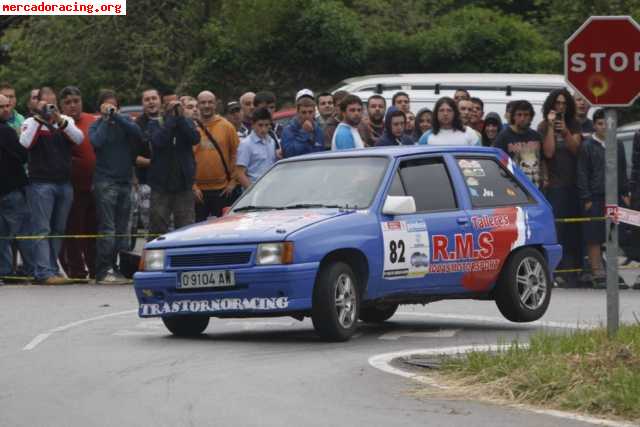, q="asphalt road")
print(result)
[1,284,639,427]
